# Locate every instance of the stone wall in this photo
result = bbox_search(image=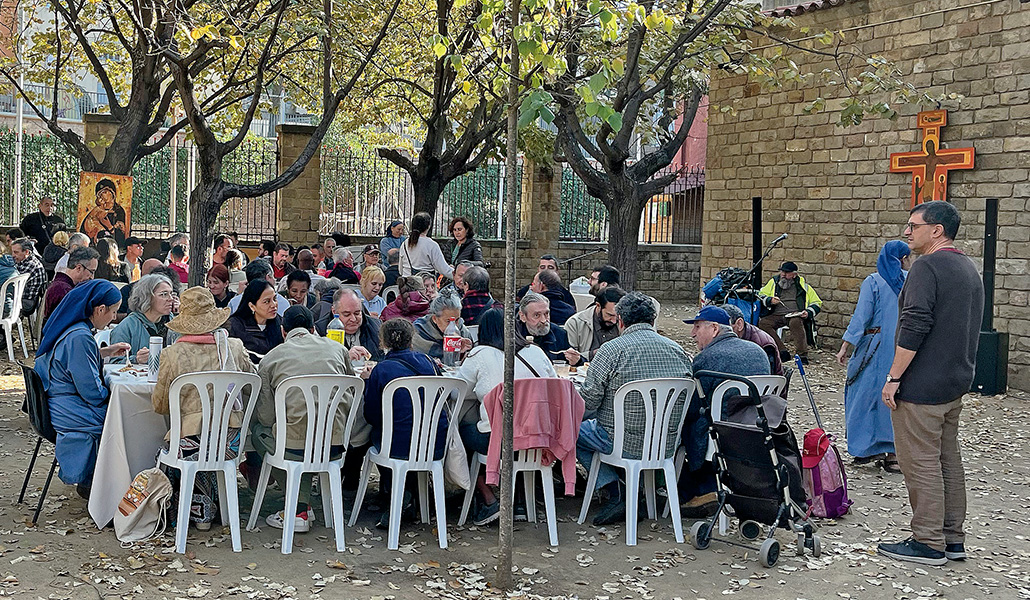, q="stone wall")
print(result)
[703,1,1030,388]
[344,234,701,303]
